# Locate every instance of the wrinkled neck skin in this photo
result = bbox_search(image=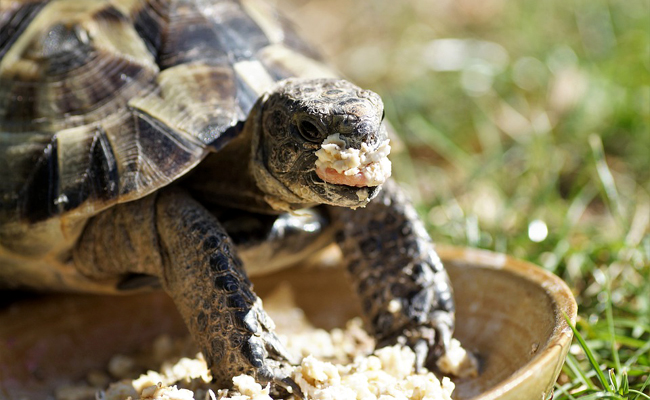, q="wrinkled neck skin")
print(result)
[188,98,318,214]
[182,103,276,214]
